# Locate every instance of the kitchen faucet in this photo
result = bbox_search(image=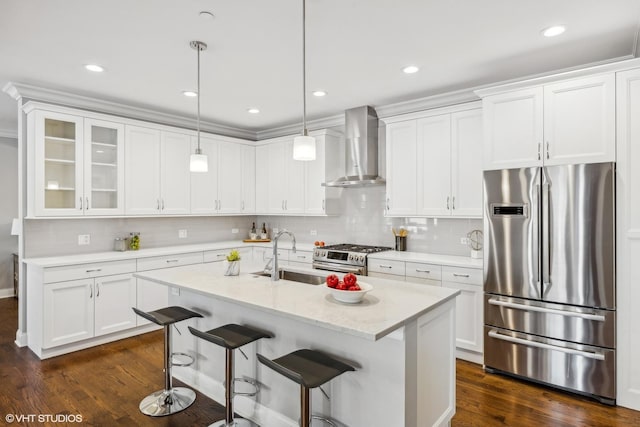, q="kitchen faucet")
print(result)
[266,229,296,281]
